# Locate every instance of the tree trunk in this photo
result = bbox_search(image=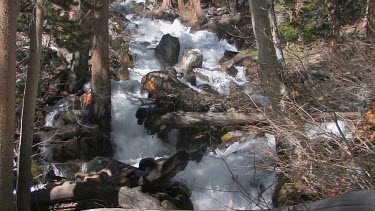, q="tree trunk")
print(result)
[90,0,112,157]
[68,0,91,93]
[16,1,44,210]
[249,0,296,207]
[160,0,172,11]
[178,0,184,13]
[0,0,19,210]
[268,0,286,68]
[192,0,204,24]
[249,0,285,114]
[365,0,375,40]
[325,0,339,48]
